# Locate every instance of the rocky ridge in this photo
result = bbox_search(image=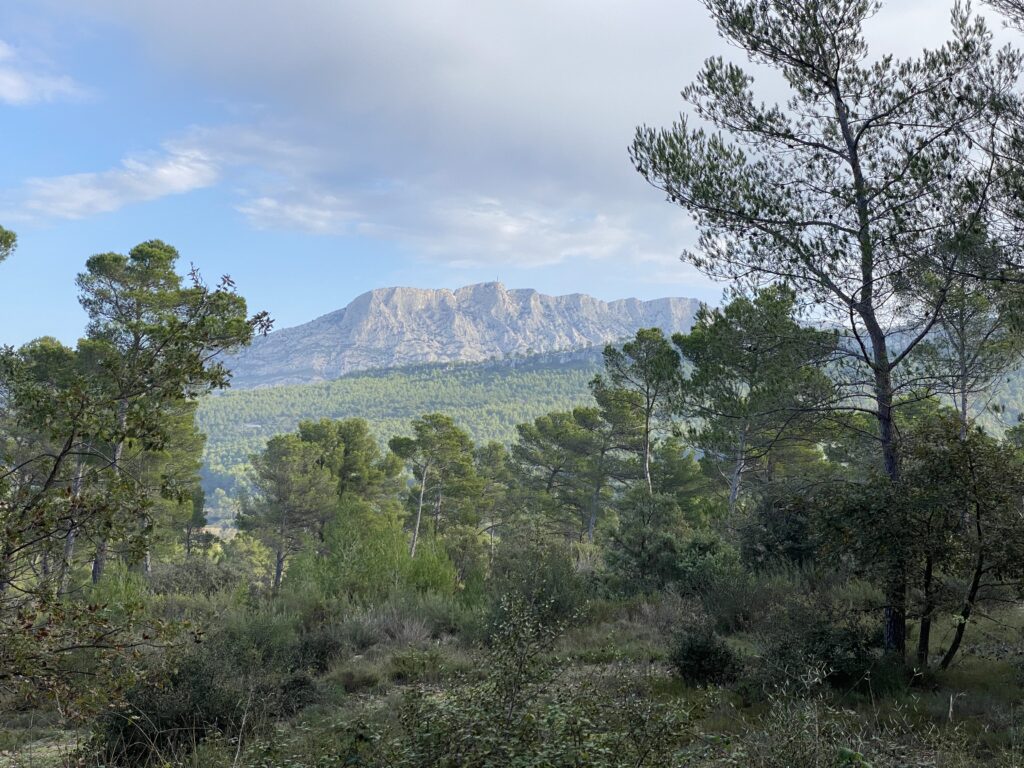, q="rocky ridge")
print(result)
[225,282,702,388]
